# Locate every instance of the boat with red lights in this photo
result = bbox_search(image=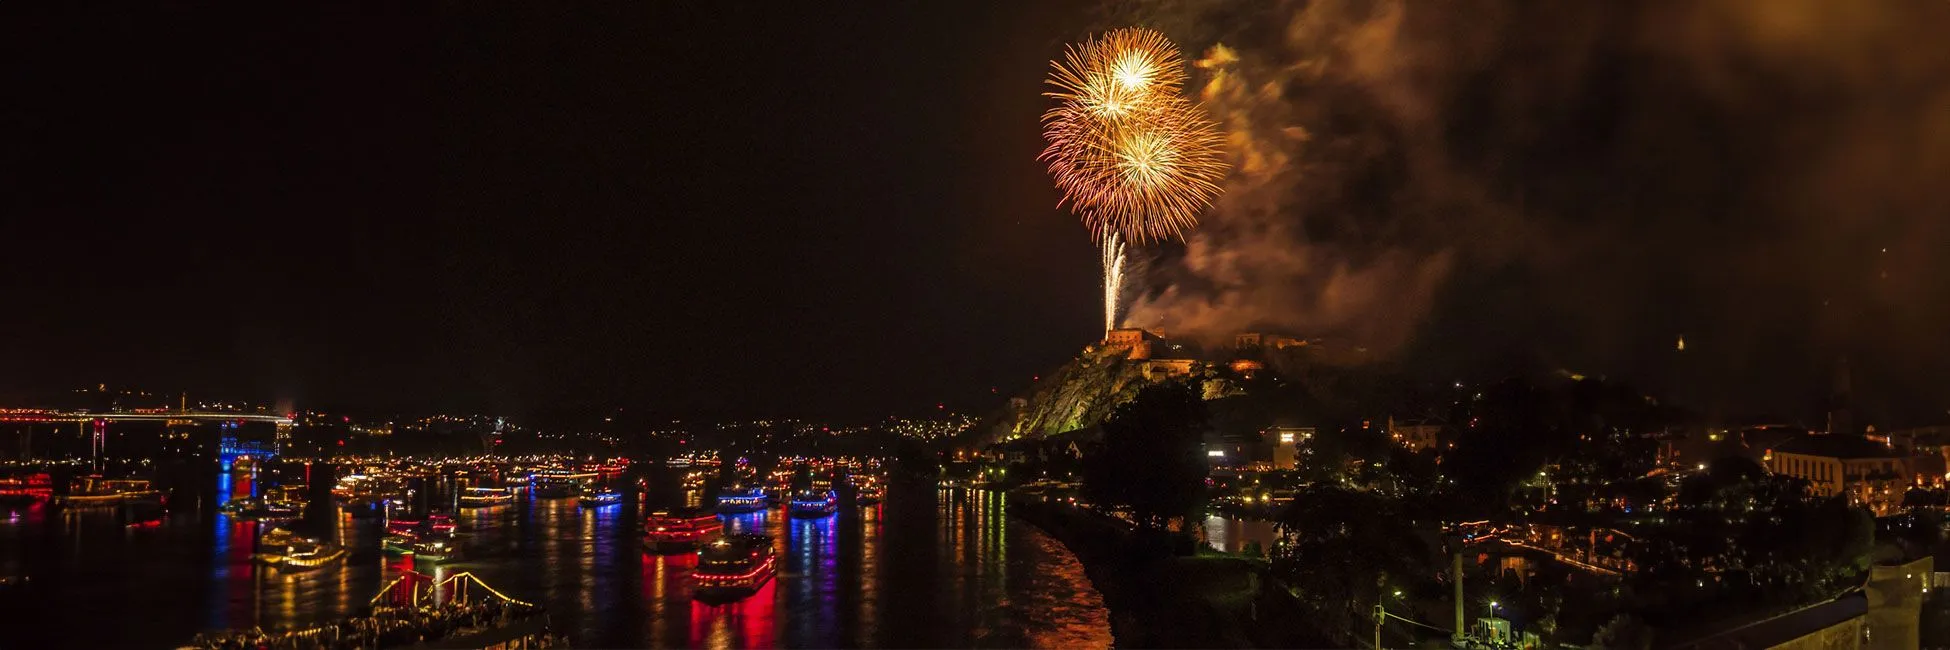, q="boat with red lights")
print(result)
[692,534,775,601]
[0,473,52,506]
[645,508,724,553]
